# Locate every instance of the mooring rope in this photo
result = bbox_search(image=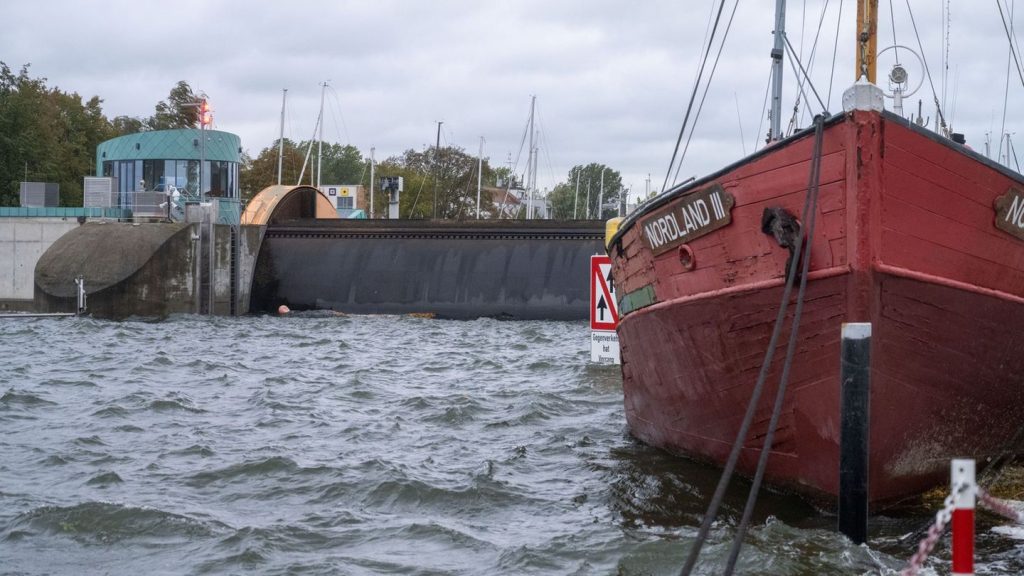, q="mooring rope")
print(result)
[678,115,827,575]
[723,114,826,574]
